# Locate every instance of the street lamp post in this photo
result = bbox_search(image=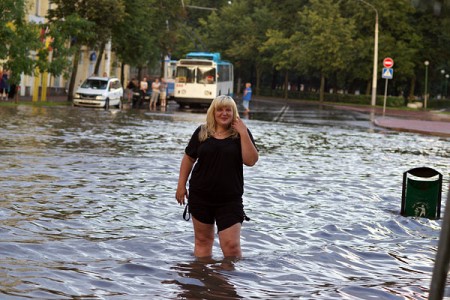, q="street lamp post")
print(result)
[445,74,449,99]
[357,0,378,108]
[441,69,446,98]
[424,61,429,110]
